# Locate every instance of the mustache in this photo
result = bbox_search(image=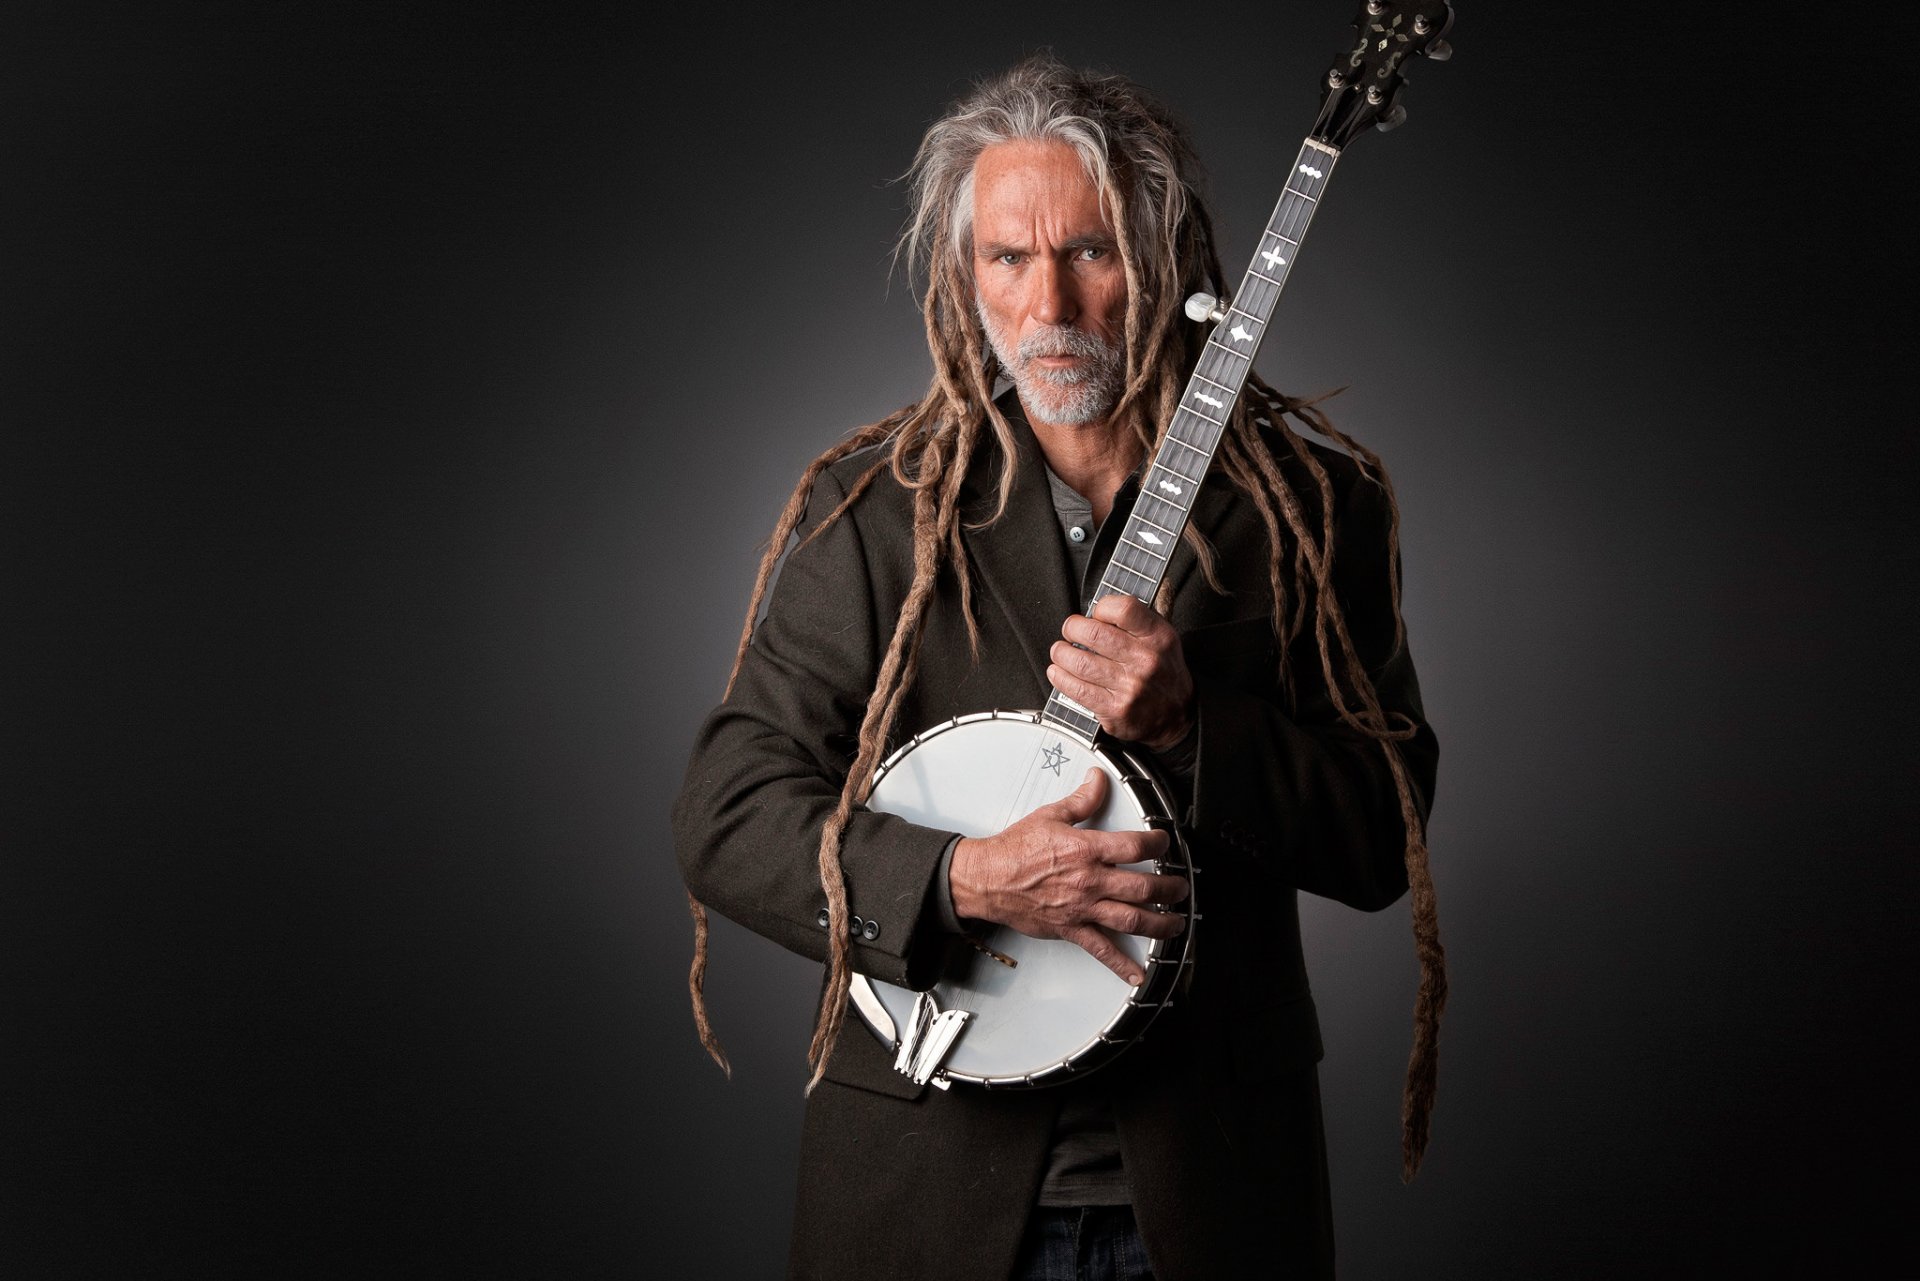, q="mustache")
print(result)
[1015,325,1116,362]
